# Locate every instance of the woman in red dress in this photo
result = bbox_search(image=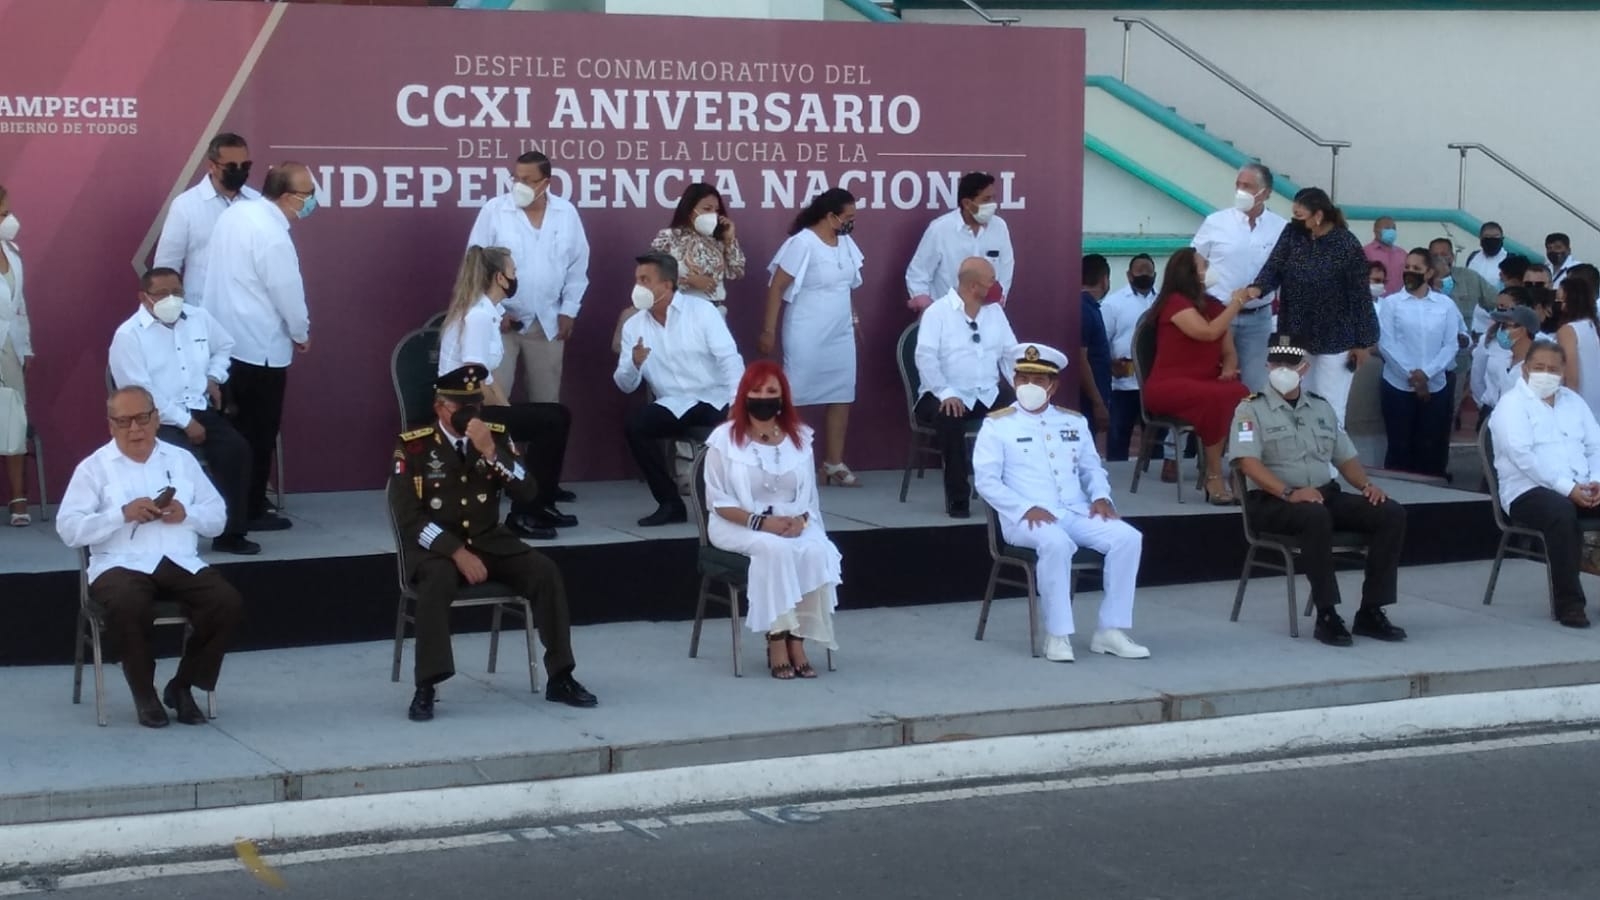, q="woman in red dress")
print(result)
[1143,248,1250,504]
